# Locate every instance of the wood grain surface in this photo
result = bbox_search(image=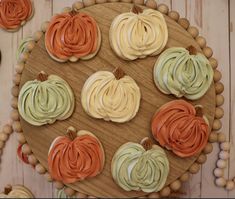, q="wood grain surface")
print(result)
[0,0,234,198]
